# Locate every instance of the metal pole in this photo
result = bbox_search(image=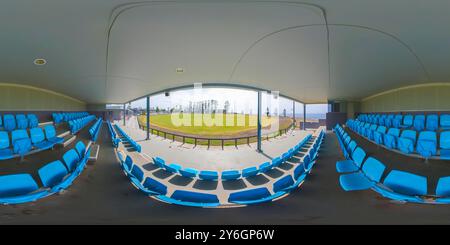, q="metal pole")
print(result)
[123,104,126,126]
[146,96,150,140]
[303,103,307,130]
[257,91,262,152]
[292,100,295,129]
